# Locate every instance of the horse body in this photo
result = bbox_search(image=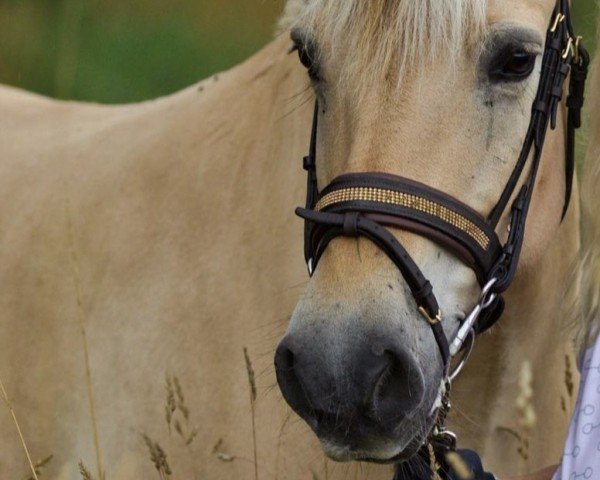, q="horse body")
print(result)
[0,36,312,479]
[0,4,586,479]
